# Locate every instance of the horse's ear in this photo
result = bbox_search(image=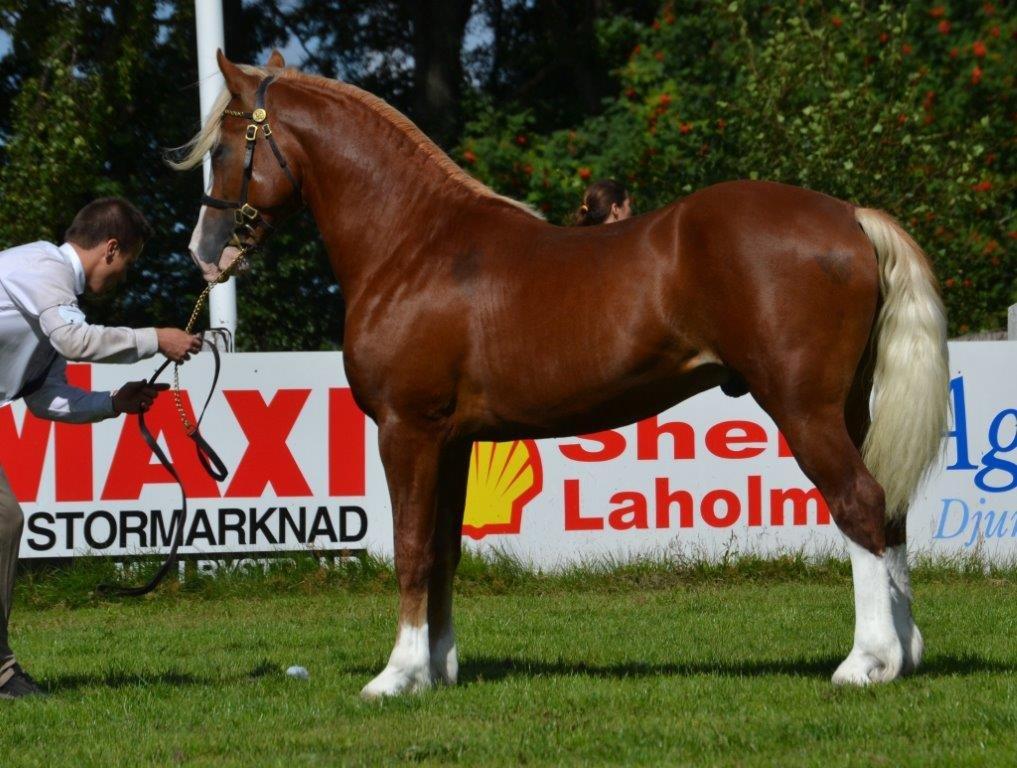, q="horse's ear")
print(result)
[216,49,258,96]
[266,49,285,68]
